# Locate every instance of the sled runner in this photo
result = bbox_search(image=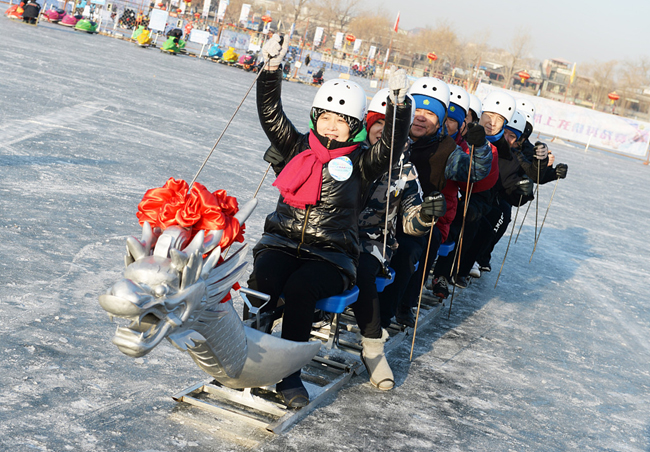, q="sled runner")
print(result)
[170,284,446,434]
[172,350,362,434]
